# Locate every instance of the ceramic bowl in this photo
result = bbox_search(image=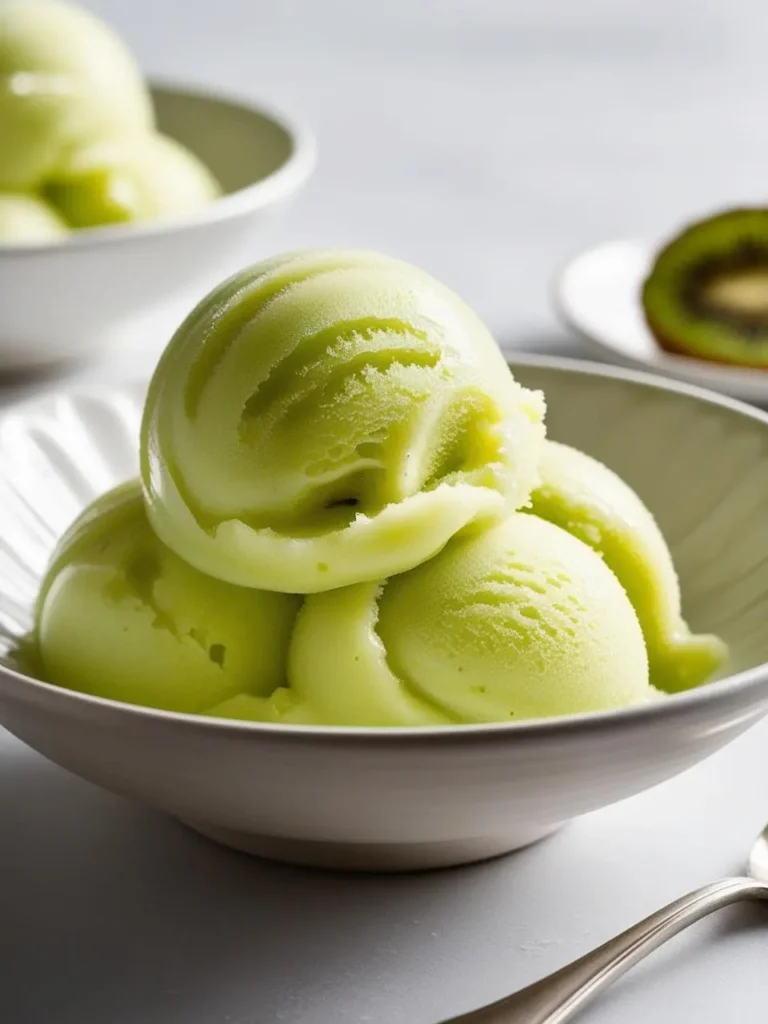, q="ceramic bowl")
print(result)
[1,356,767,873]
[0,83,316,369]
